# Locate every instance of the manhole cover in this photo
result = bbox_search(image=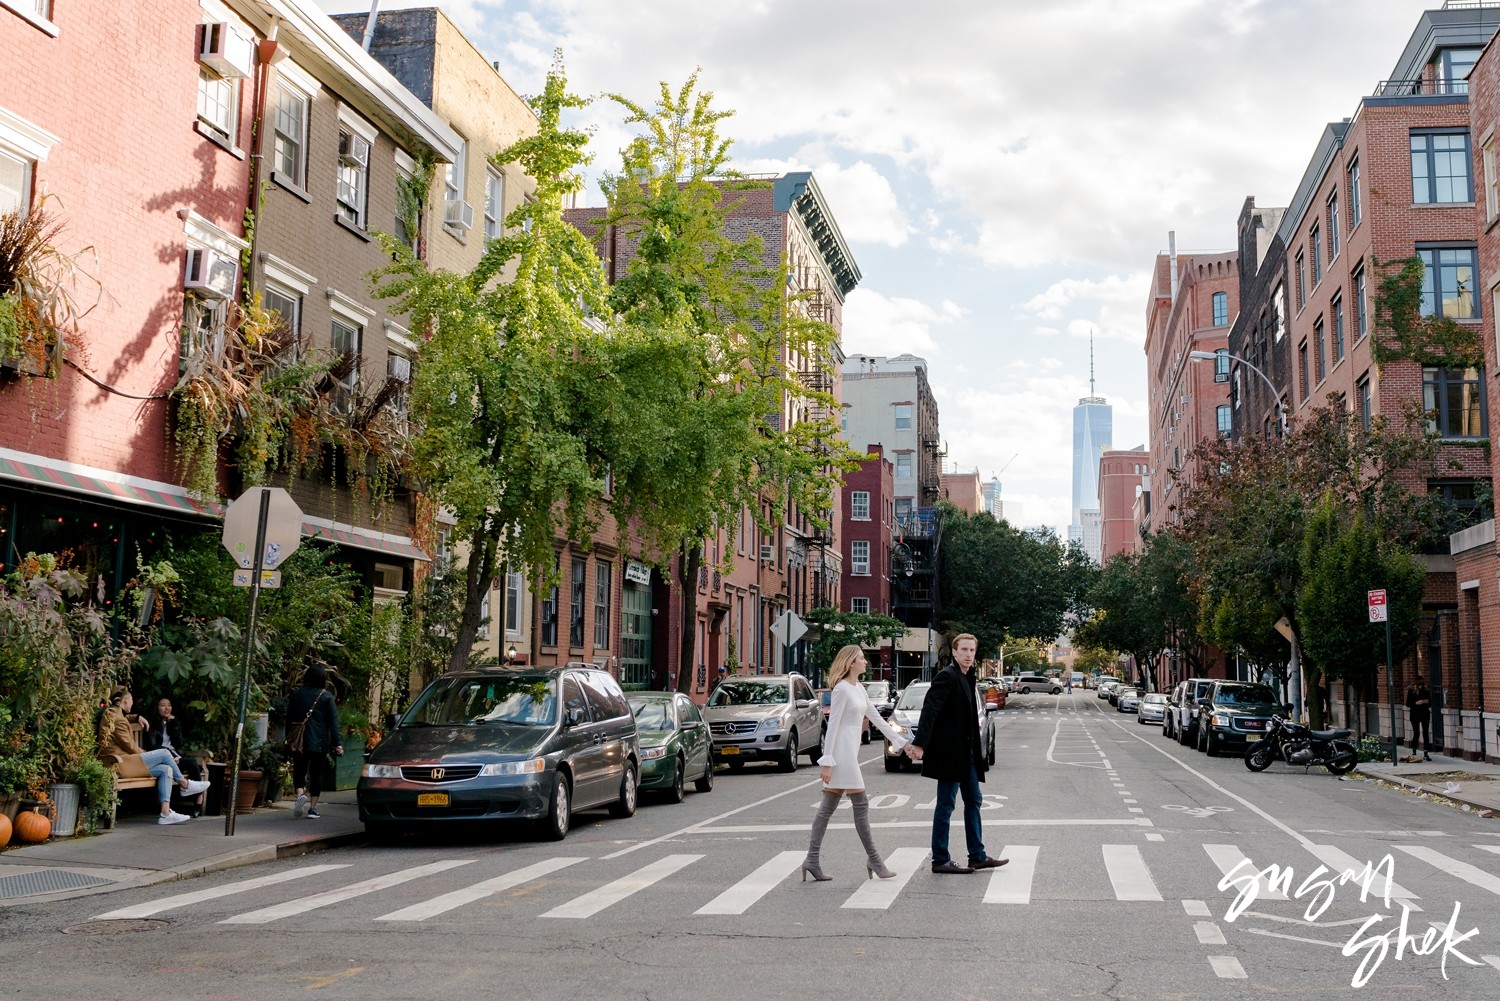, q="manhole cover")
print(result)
[62,919,168,935]
[0,869,112,899]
